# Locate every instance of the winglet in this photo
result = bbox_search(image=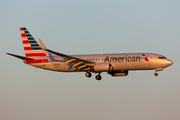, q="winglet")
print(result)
[38,38,48,50]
